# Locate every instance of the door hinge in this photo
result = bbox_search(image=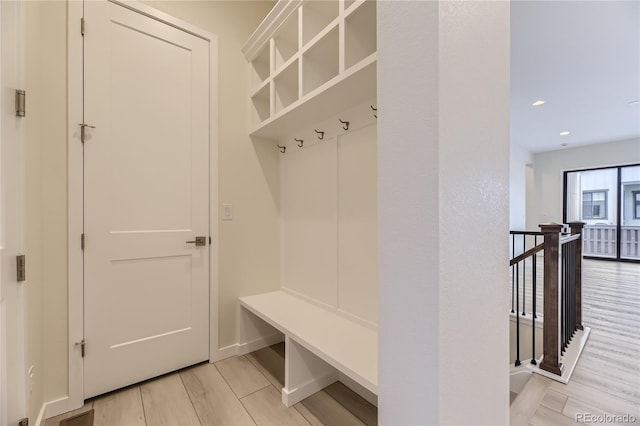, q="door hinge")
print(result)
[76,339,86,357]
[81,17,85,36]
[81,233,85,250]
[18,418,29,426]
[15,89,26,117]
[79,123,95,143]
[17,255,26,282]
